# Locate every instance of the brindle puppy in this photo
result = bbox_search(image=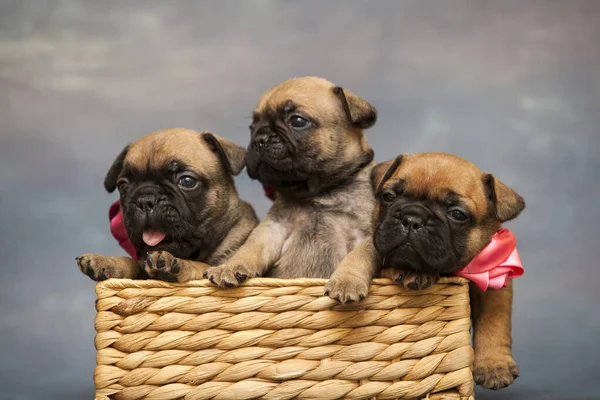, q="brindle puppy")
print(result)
[328,152,525,390]
[76,128,258,282]
[204,77,377,289]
